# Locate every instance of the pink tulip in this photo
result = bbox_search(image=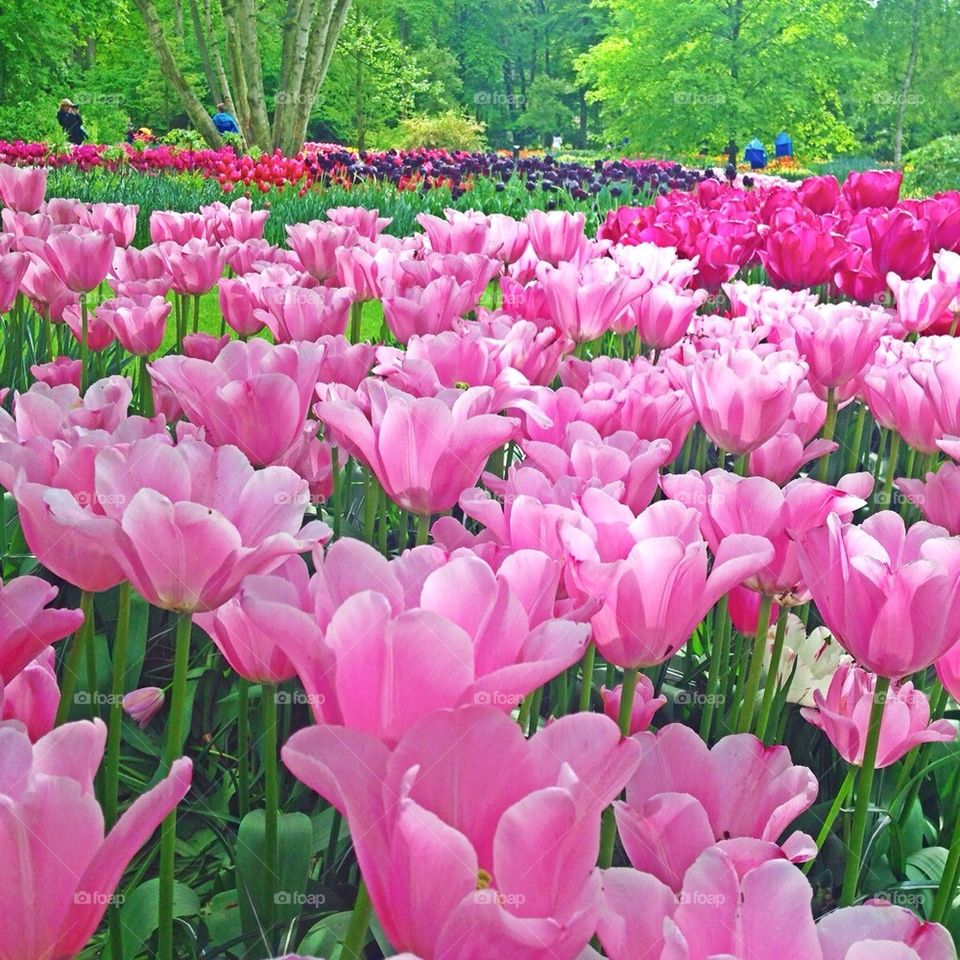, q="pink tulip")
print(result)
[44,229,116,293]
[760,221,848,289]
[674,348,807,455]
[628,282,705,349]
[149,210,208,244]
[526,208,589,266]
[327,204,391,239]
[797,511,960,677]
[30,356,82,388]
[793,303,887,396]
[798,174,840,214]
[42,197,86,225]
[614,724,817,890]
[843,169,903,210]
[182,331,230,361]
[99,294,171,355]
[817,900,956,960]
[600,677,665,734]
[62,300,117,352]
[416,209,490,255]
[381,275,477,343]
[80,202,139,247]
[587,499,773,668]
[159,238,229,295]
[335,242,408,300]
[19,250,77,320]
[218,276,268,337]
[122,686,166,728]
[749,431,839,486]
[897,462,960,534]
[194,558,306,684]
[400,252,500,302]
[200,196,270,242]
[0,647,59,741]
[150,339,325,466]
[537,258,649,343]
[315,381,517,514]
[256,285,354,342]
[283,706,640,960]
[315,335,376,388]
[0,163,46,213]
[94,437,329,612]
[286,220,359,281]
[0,719,191,960]
[888,273,959,334]
[867,208,932,280]
[264,540,587,741]
[0,575,84,682]
[910,352,960,437]
[801,663,955,767]
[486,213,529,263]
[662,469,866,601]
[0,251,29,313]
